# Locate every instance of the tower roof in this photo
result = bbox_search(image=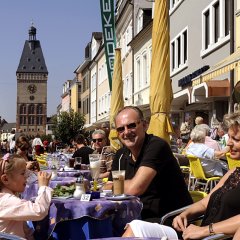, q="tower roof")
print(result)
[16,26,48,74]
